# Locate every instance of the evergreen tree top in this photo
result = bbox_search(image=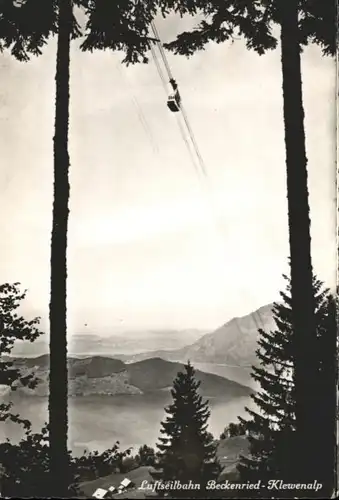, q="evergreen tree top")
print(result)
[0,0,83,61]
[1,1,334,63]
[0,0,55,61]
[79,0,161,64]
[237,274,336,495]
[158,0,335,57]
[0,0,161,64]
[152,361,220,496]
